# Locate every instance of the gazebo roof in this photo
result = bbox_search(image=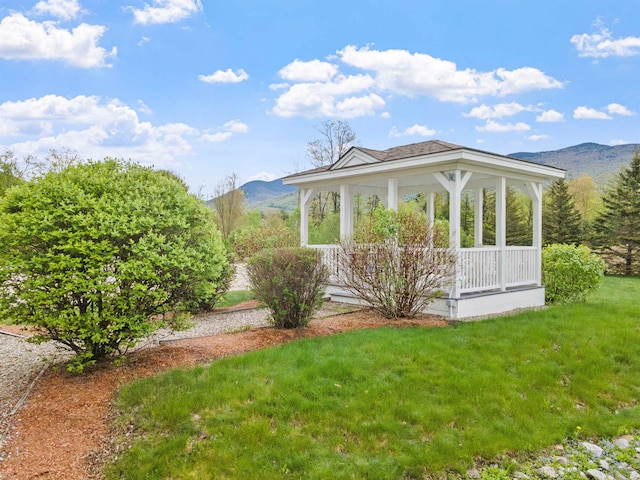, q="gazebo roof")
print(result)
[283,139,564,187]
